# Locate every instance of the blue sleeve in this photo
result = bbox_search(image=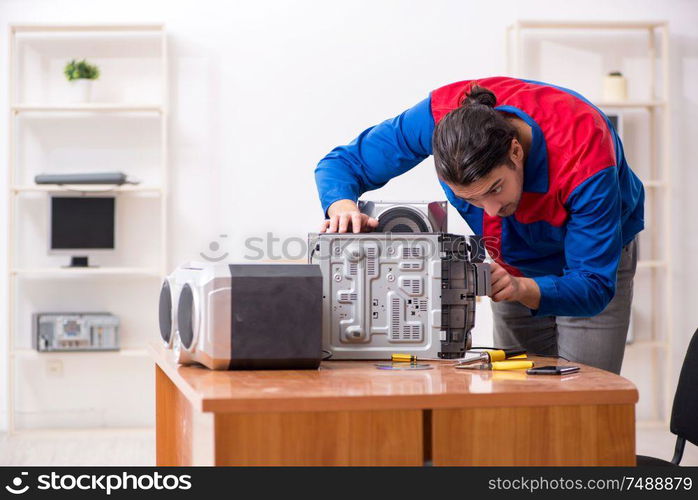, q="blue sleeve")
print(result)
[314,96,435,215]
[532,167,623,317]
